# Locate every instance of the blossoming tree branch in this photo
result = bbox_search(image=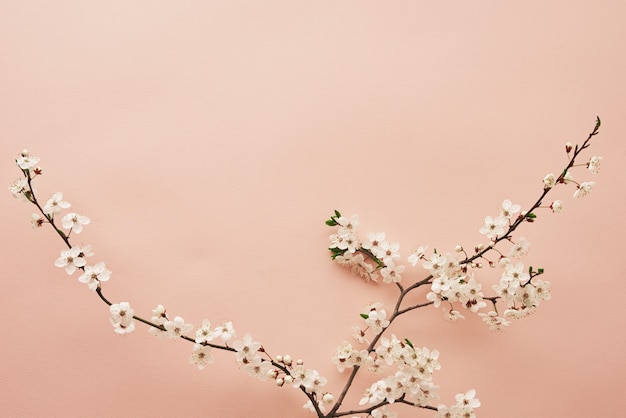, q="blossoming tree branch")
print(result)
[9,118,602,418]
